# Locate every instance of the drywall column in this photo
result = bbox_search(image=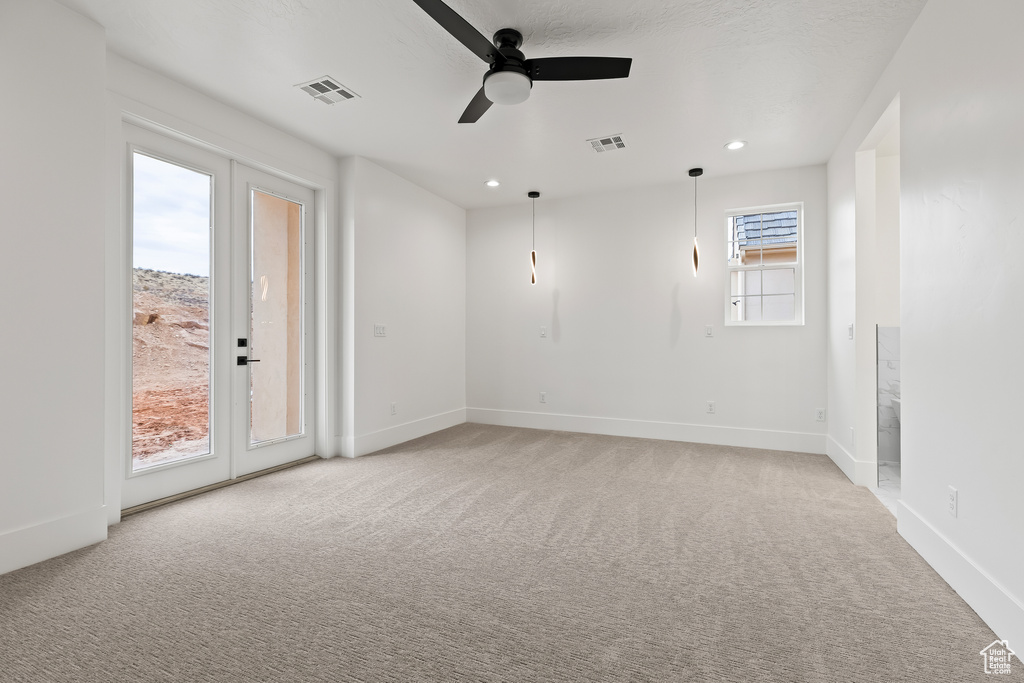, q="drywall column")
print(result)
[854,150,880,474]
[852,119,901,485]
[874,155,900,326]
[0,0,108,573]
